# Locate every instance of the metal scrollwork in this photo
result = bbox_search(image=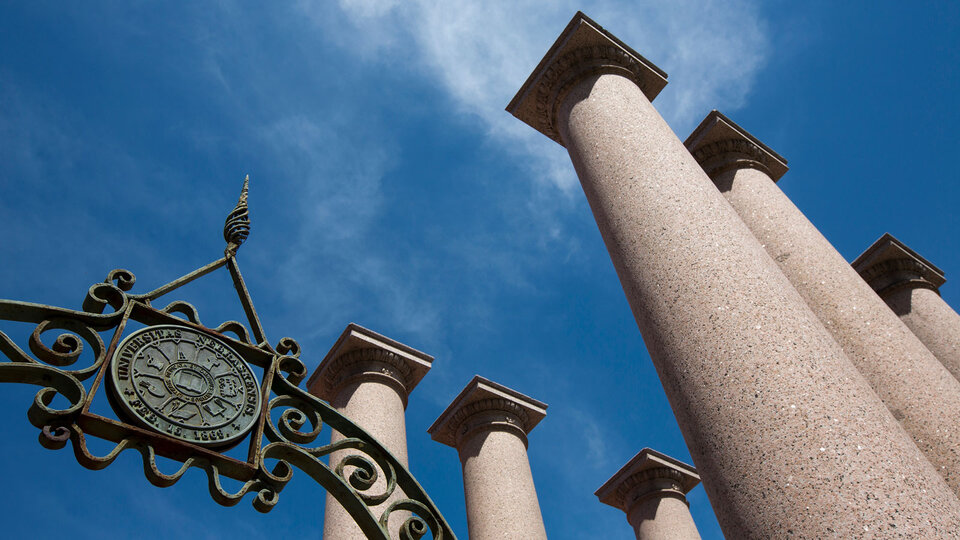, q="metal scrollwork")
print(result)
[0,178,455,539]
